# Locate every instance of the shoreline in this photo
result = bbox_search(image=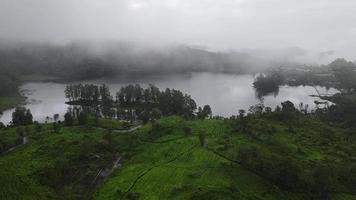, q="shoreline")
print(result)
[0,94,27,114]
